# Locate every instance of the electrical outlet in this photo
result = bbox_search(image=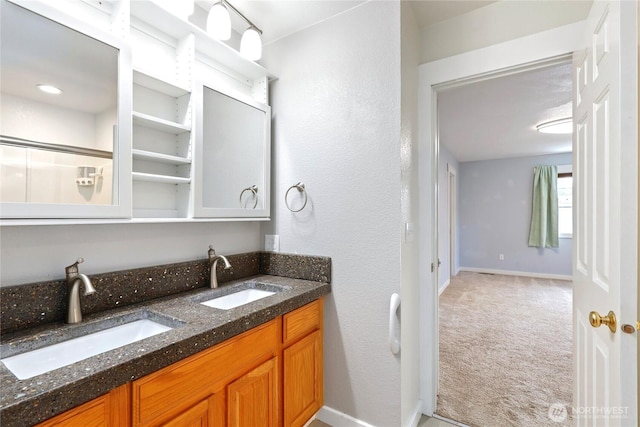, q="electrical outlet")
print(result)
[265,235,280,252]
[499,254,505,261]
